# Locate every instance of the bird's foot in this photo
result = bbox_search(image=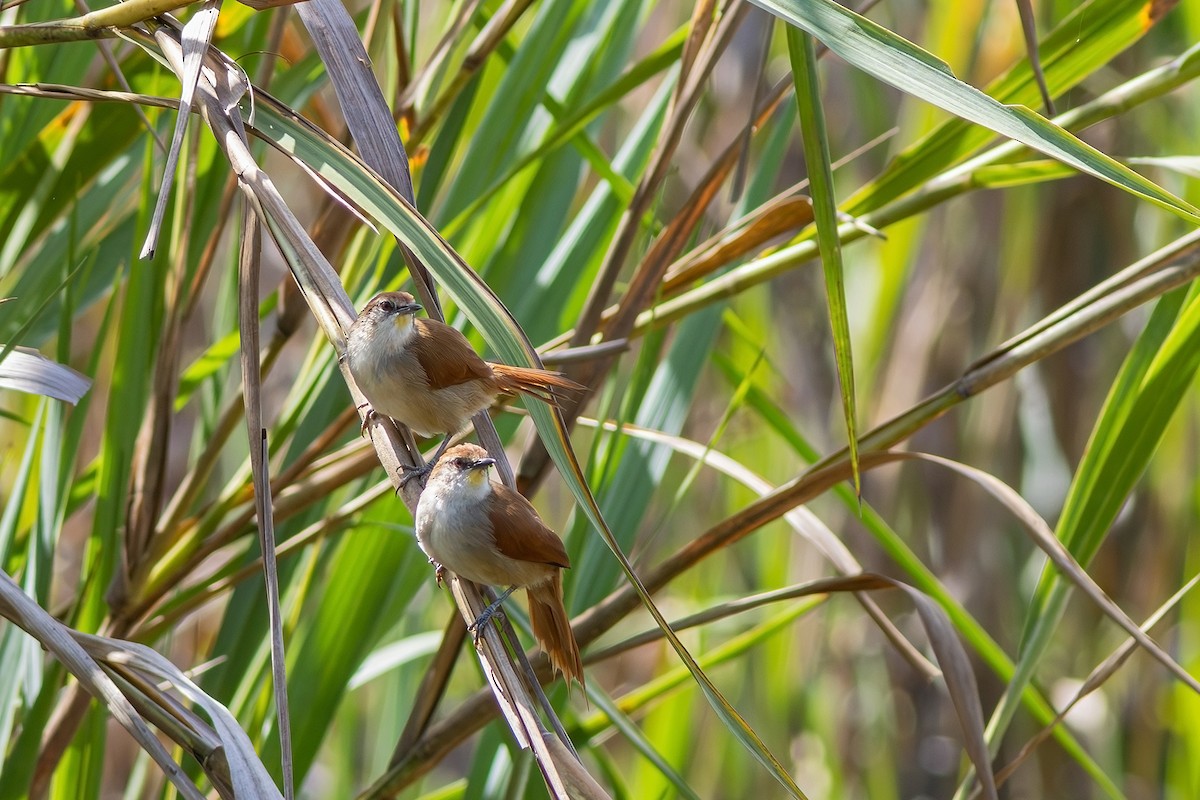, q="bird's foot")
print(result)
[468,604,504,644]
[357,404,377,437]
[431,560,447,587]
[468,587,517,644]
[398,461,433,490]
